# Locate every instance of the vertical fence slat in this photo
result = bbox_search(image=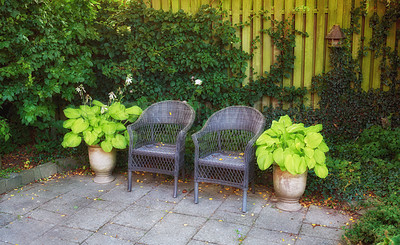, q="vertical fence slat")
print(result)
[242,0,251,85]
[181,0,190,12]
[171,0,179,12]
[372,2,385,89]
[162,0,170,10]
[262,0,273,109]
[152,0,161,9]
[352,0,361,59]
[342,0,351,29]
[361,3,374,91]
[293,0,305,90]
[304,0,315,107]
[253,0,263,79]
[326,0,338,71]
[384,10,397,91]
